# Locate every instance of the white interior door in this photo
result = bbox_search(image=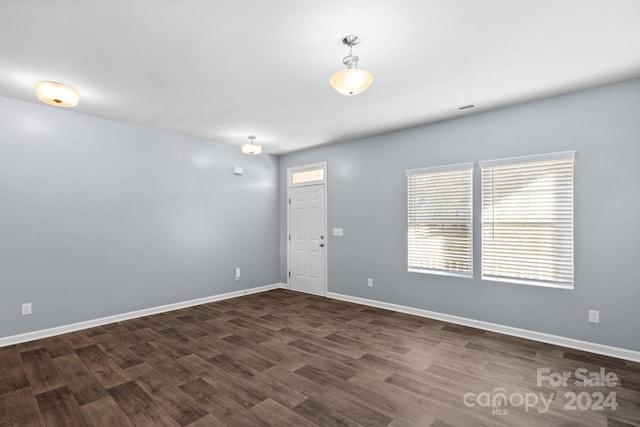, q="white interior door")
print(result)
[289,184,326,295]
